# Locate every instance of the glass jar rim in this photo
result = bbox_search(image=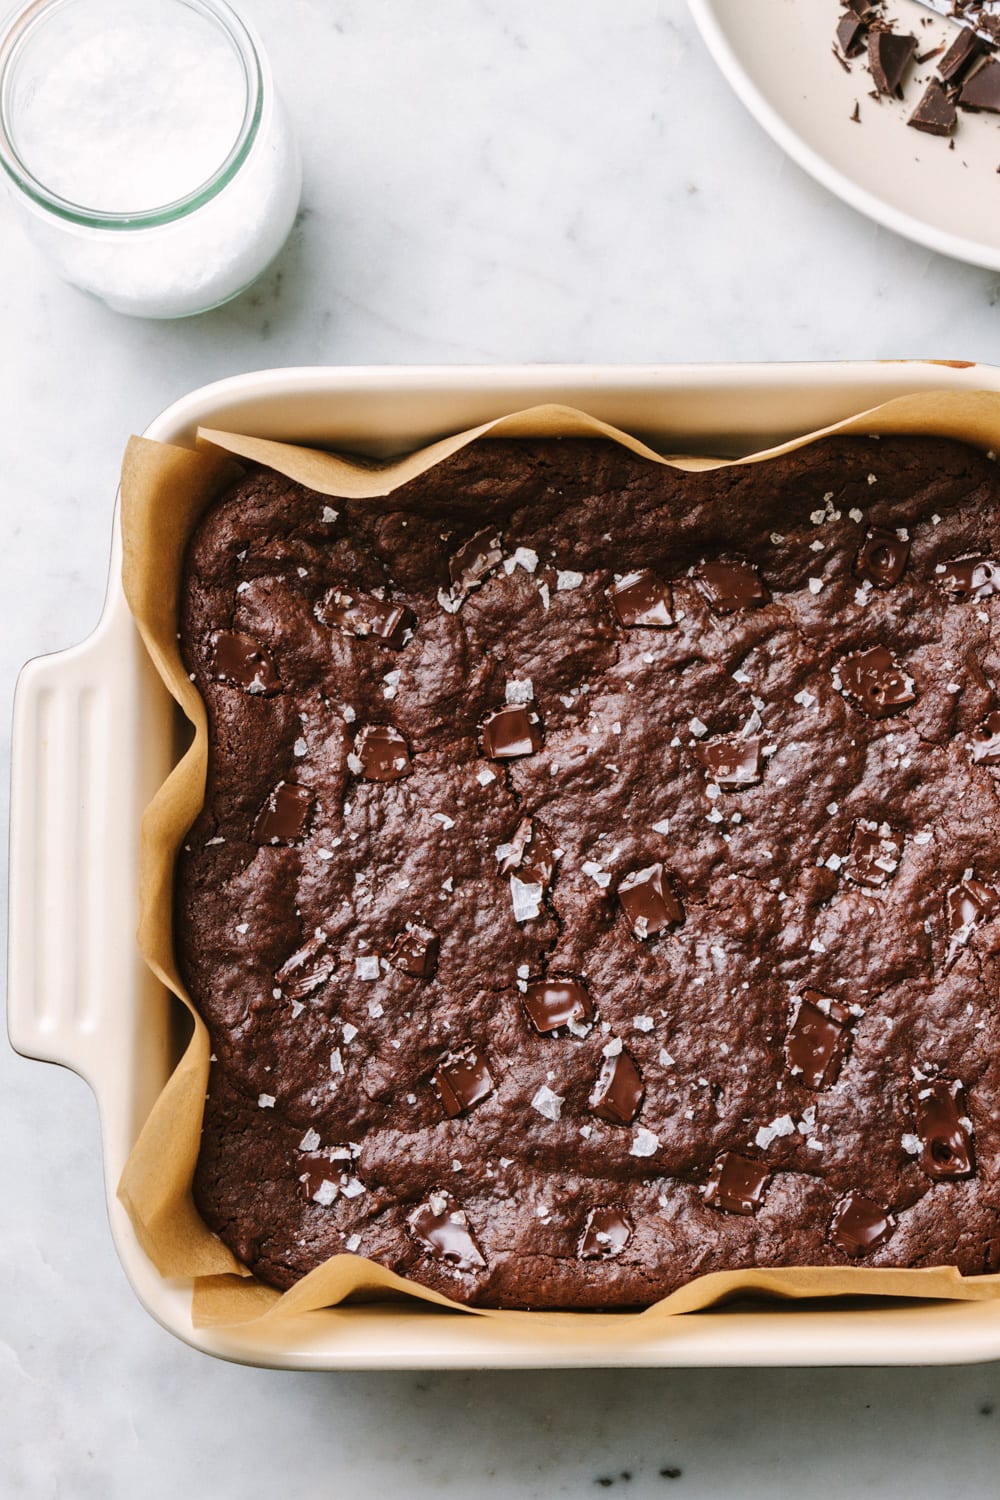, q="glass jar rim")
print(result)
[0,0,263,229]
